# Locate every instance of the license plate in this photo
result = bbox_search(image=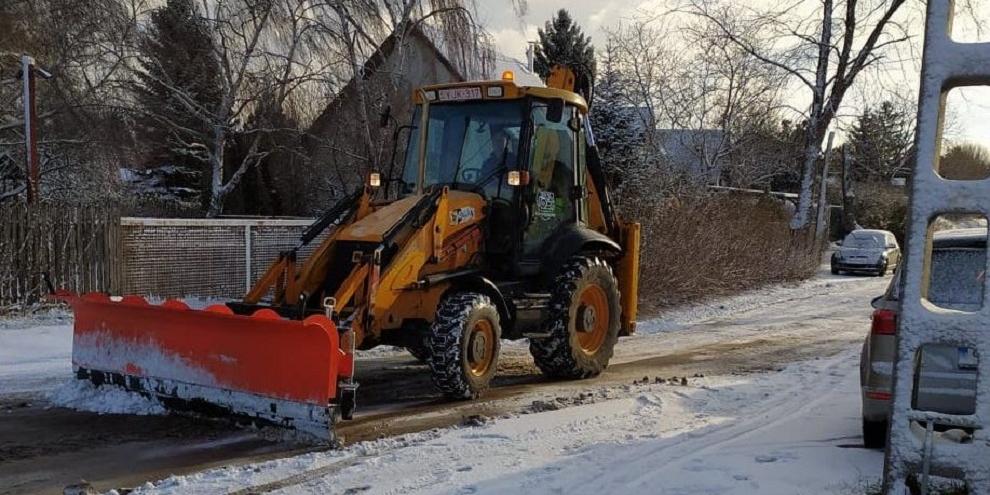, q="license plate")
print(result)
[438,87,482,101]
[958,347,979,369]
